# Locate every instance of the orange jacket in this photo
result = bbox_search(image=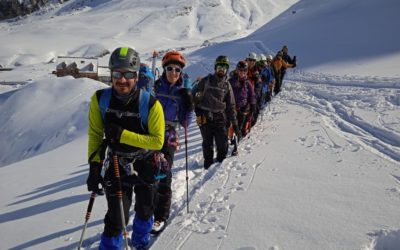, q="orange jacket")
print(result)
[272,57,291,72]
